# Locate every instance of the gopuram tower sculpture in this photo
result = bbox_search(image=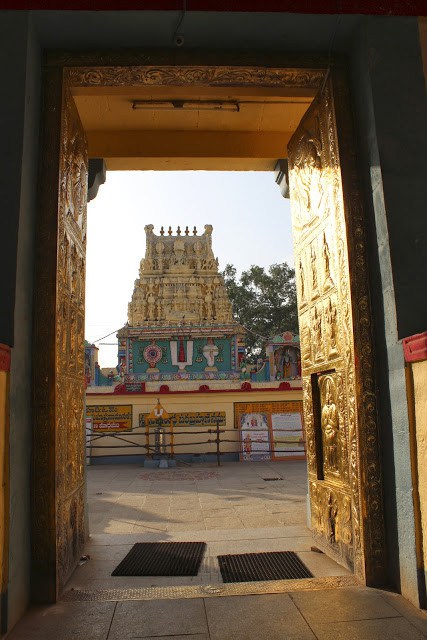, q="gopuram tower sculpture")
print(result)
[117,225,245,384]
